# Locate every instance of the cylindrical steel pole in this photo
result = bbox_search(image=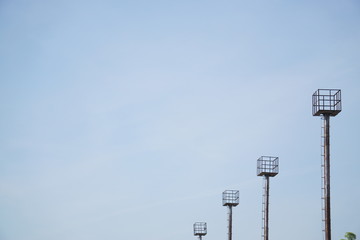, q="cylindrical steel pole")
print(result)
[264,176,270,240]
[323,114,331,240]
[228,206,233,240]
